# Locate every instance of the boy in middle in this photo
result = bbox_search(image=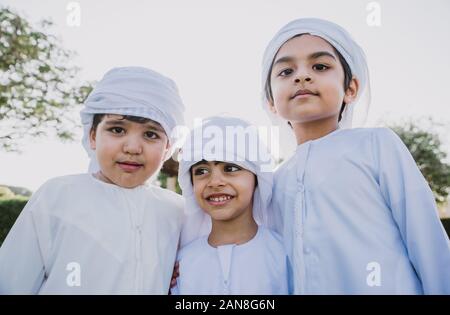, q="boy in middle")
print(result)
[171,116,290,295]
